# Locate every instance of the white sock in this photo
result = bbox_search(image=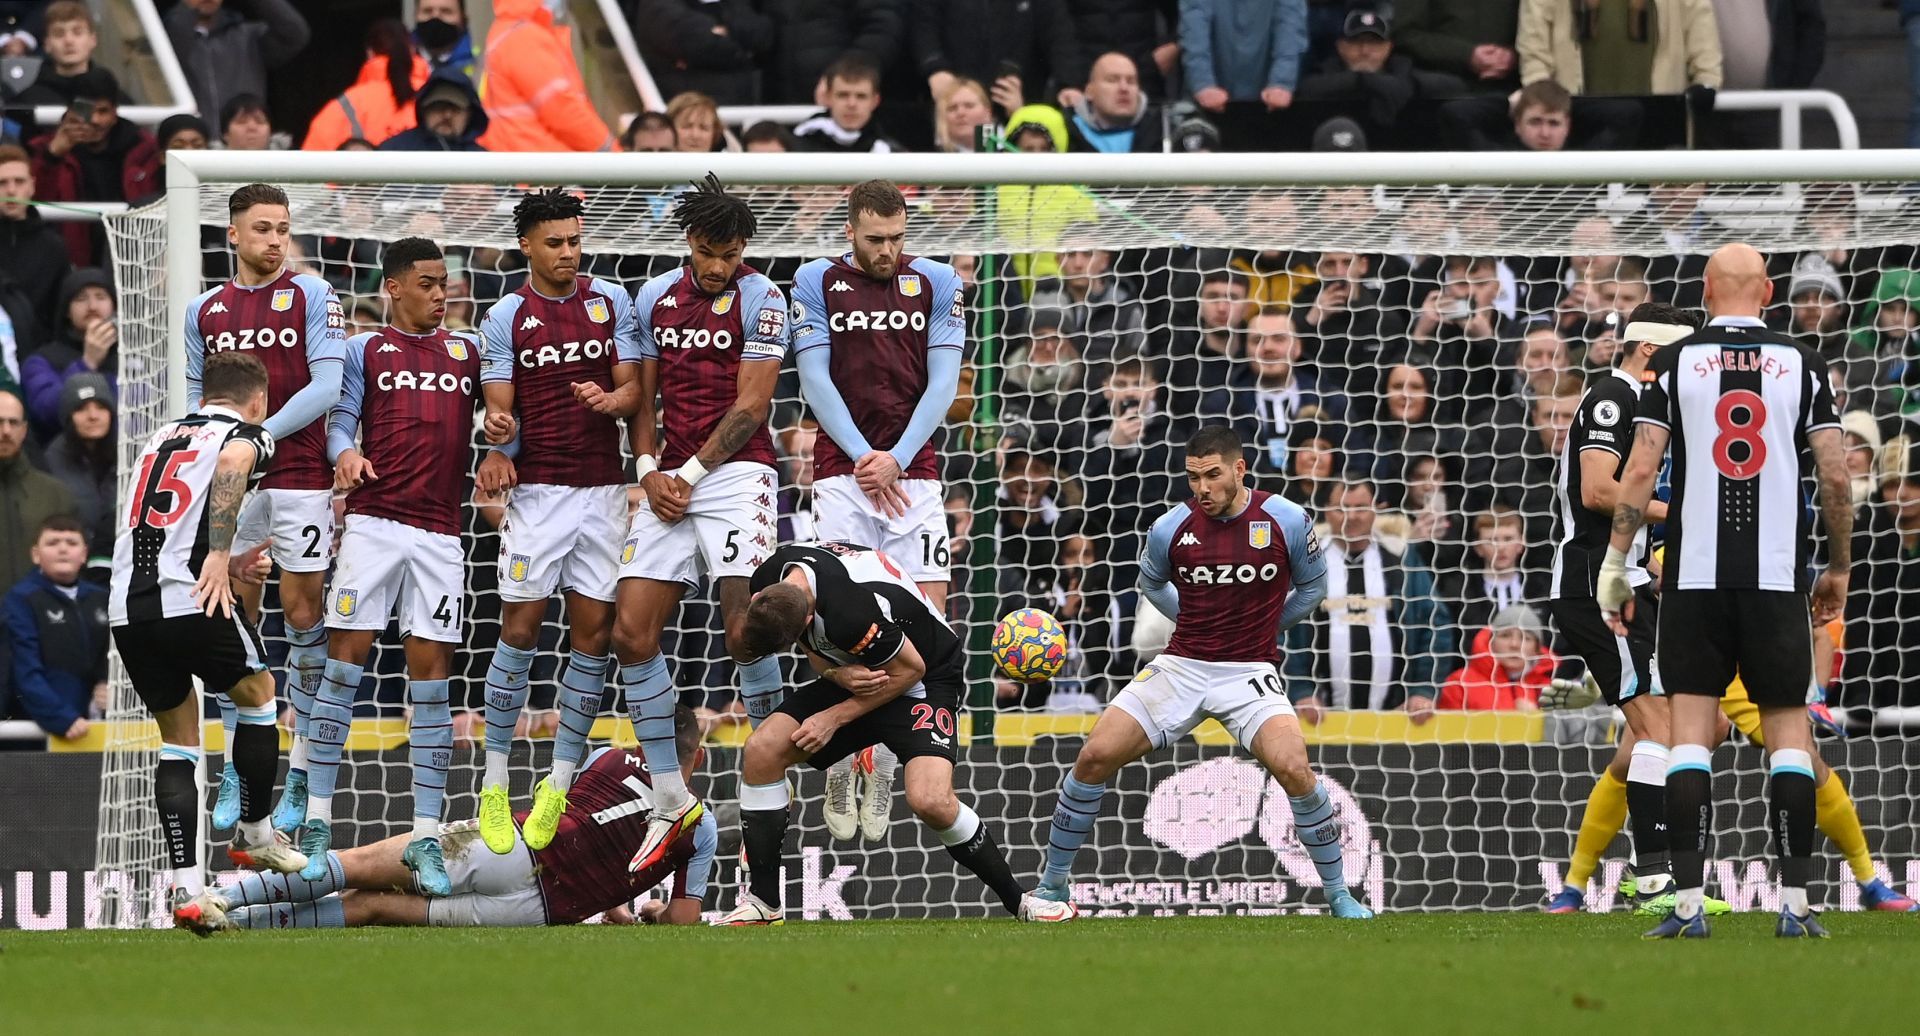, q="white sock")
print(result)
[484,751,510,791]
[869,744,899,786]
[288,737,309,771]
[1783,886,1809,916]
[412,816,440,841]
[174,867,205,897]
[1675,888,1704,919]
[307,794,333,825]
[651,769,691,813]
[238,818,274,847]
[549,758,577,791]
